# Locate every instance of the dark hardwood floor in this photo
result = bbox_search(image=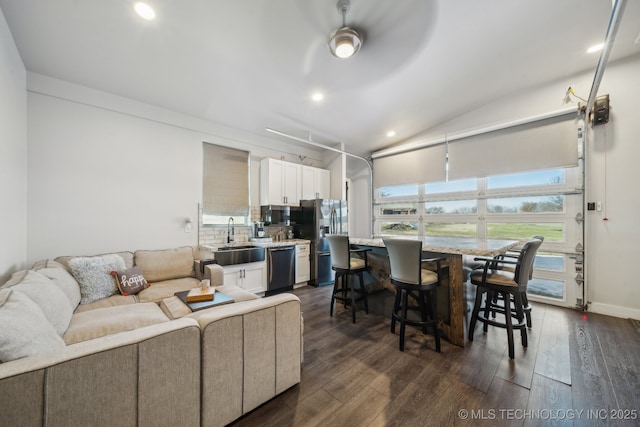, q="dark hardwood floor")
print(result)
[231,286,640,426]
